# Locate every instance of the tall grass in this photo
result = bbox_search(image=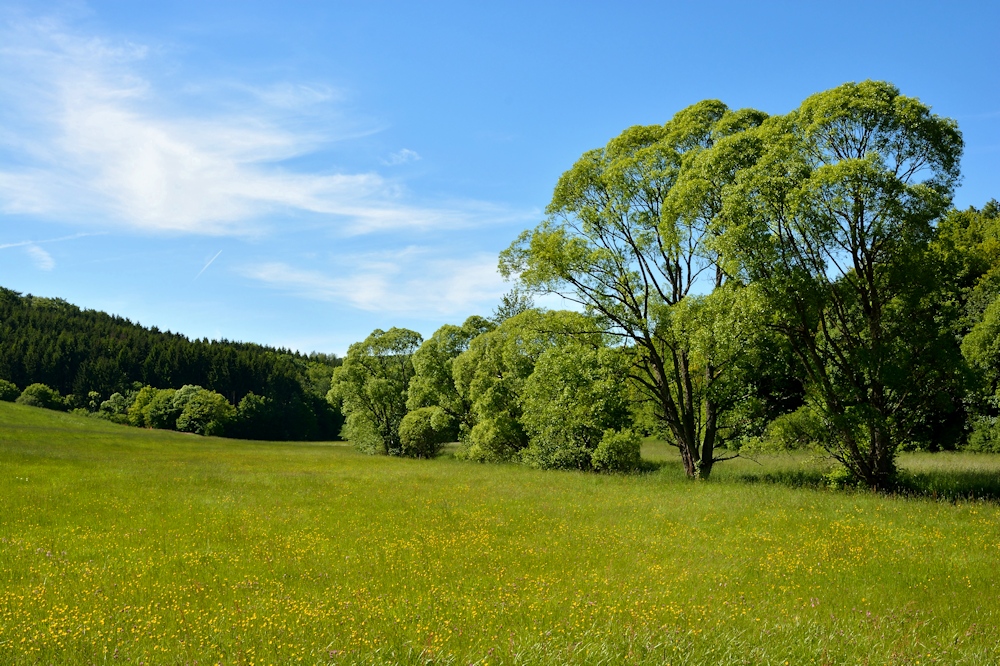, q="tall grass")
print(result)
[2,402,999,664]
